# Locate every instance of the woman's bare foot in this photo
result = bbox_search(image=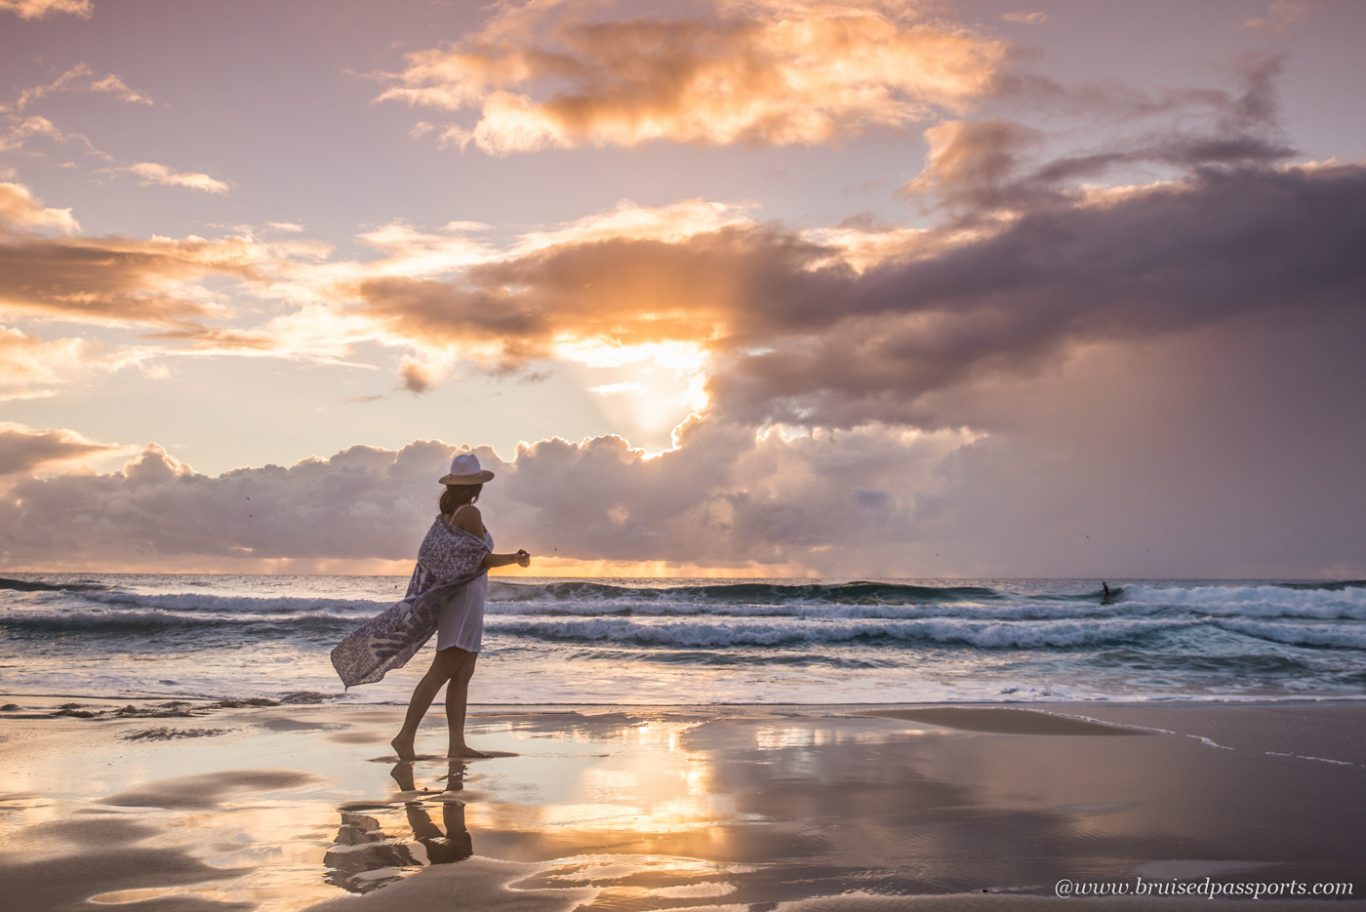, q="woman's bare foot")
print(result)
[391,734,417,761]
[390,760,417,792]
[448,744,488,759]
